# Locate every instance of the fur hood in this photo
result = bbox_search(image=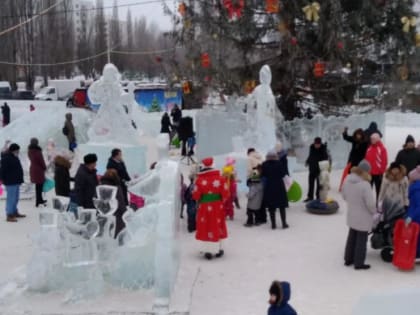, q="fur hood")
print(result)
[54,155,71,169]
[350,166,372,182]
[385,165,406,182]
